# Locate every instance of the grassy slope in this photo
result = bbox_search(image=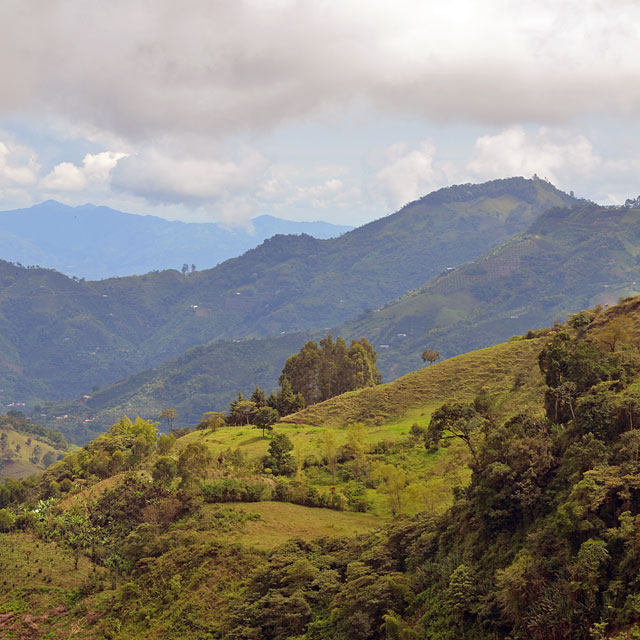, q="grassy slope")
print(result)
[0,532,107,639]
[0,177,575,409]
[0,427,65,480]
[172,335,548,517]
